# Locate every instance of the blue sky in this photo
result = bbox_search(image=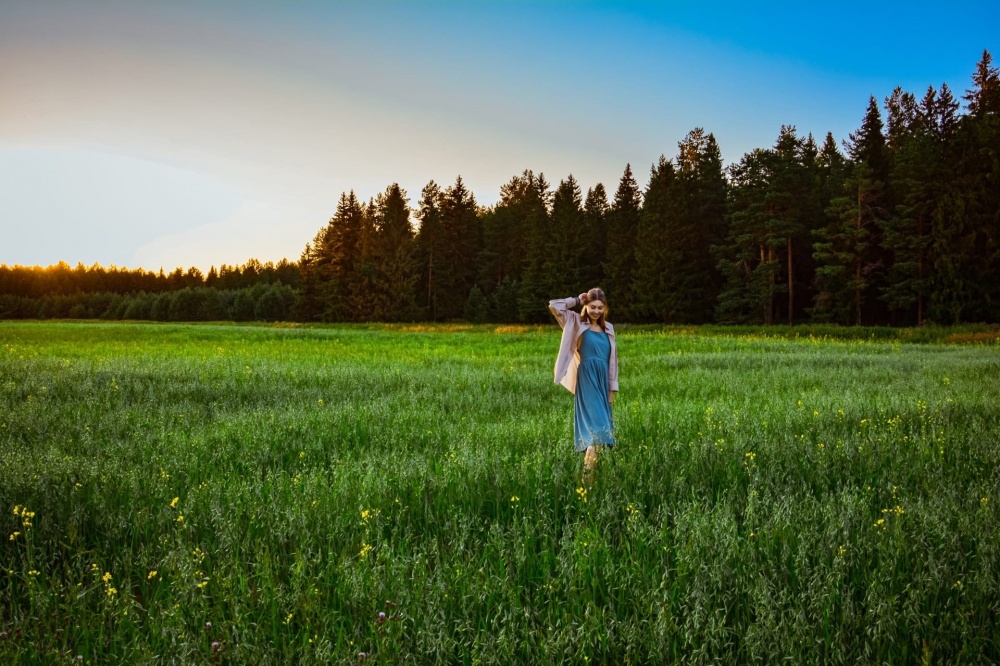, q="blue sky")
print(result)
[1,1,997,271]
